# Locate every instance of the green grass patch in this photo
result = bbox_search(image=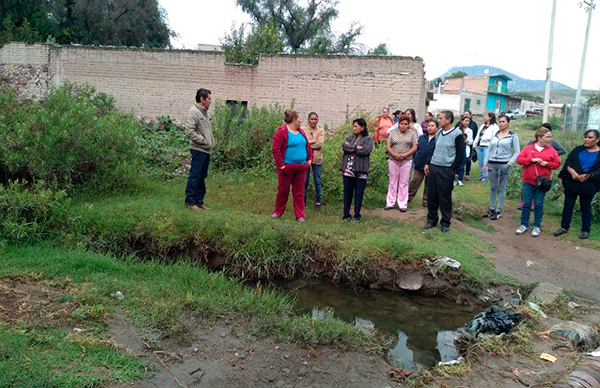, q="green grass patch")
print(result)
[63,171,511,291]
[0,244,377,351]
[0,323,153,388]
